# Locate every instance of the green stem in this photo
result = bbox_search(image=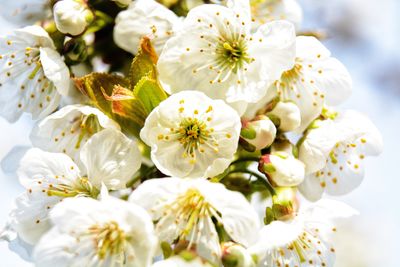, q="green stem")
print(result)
[228,169,276,196]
